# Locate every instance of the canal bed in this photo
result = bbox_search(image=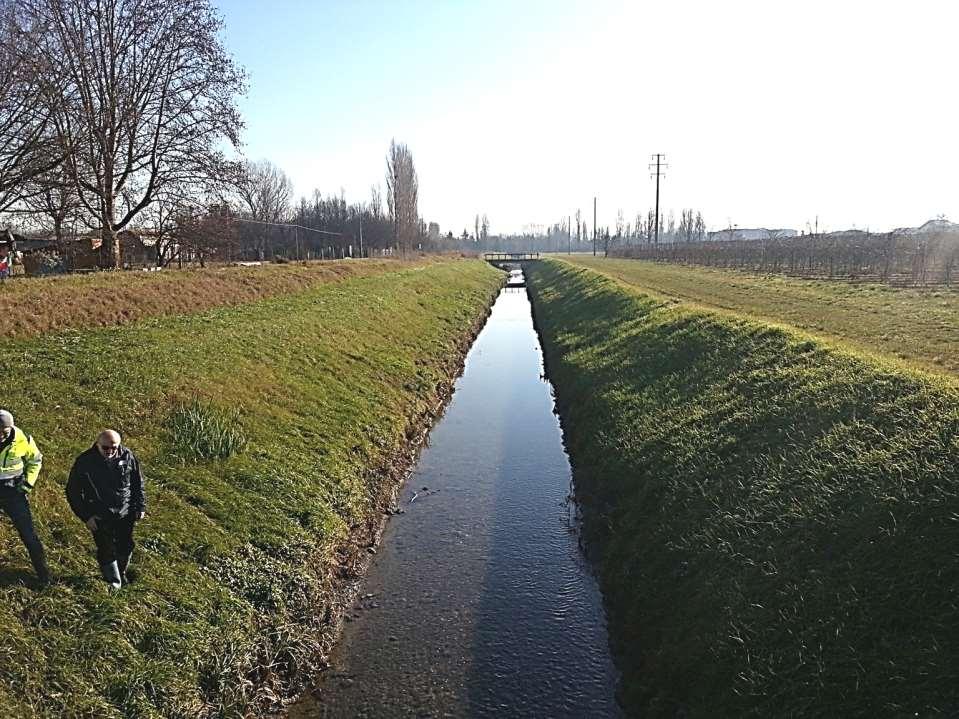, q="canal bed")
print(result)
[292,278,621,718]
